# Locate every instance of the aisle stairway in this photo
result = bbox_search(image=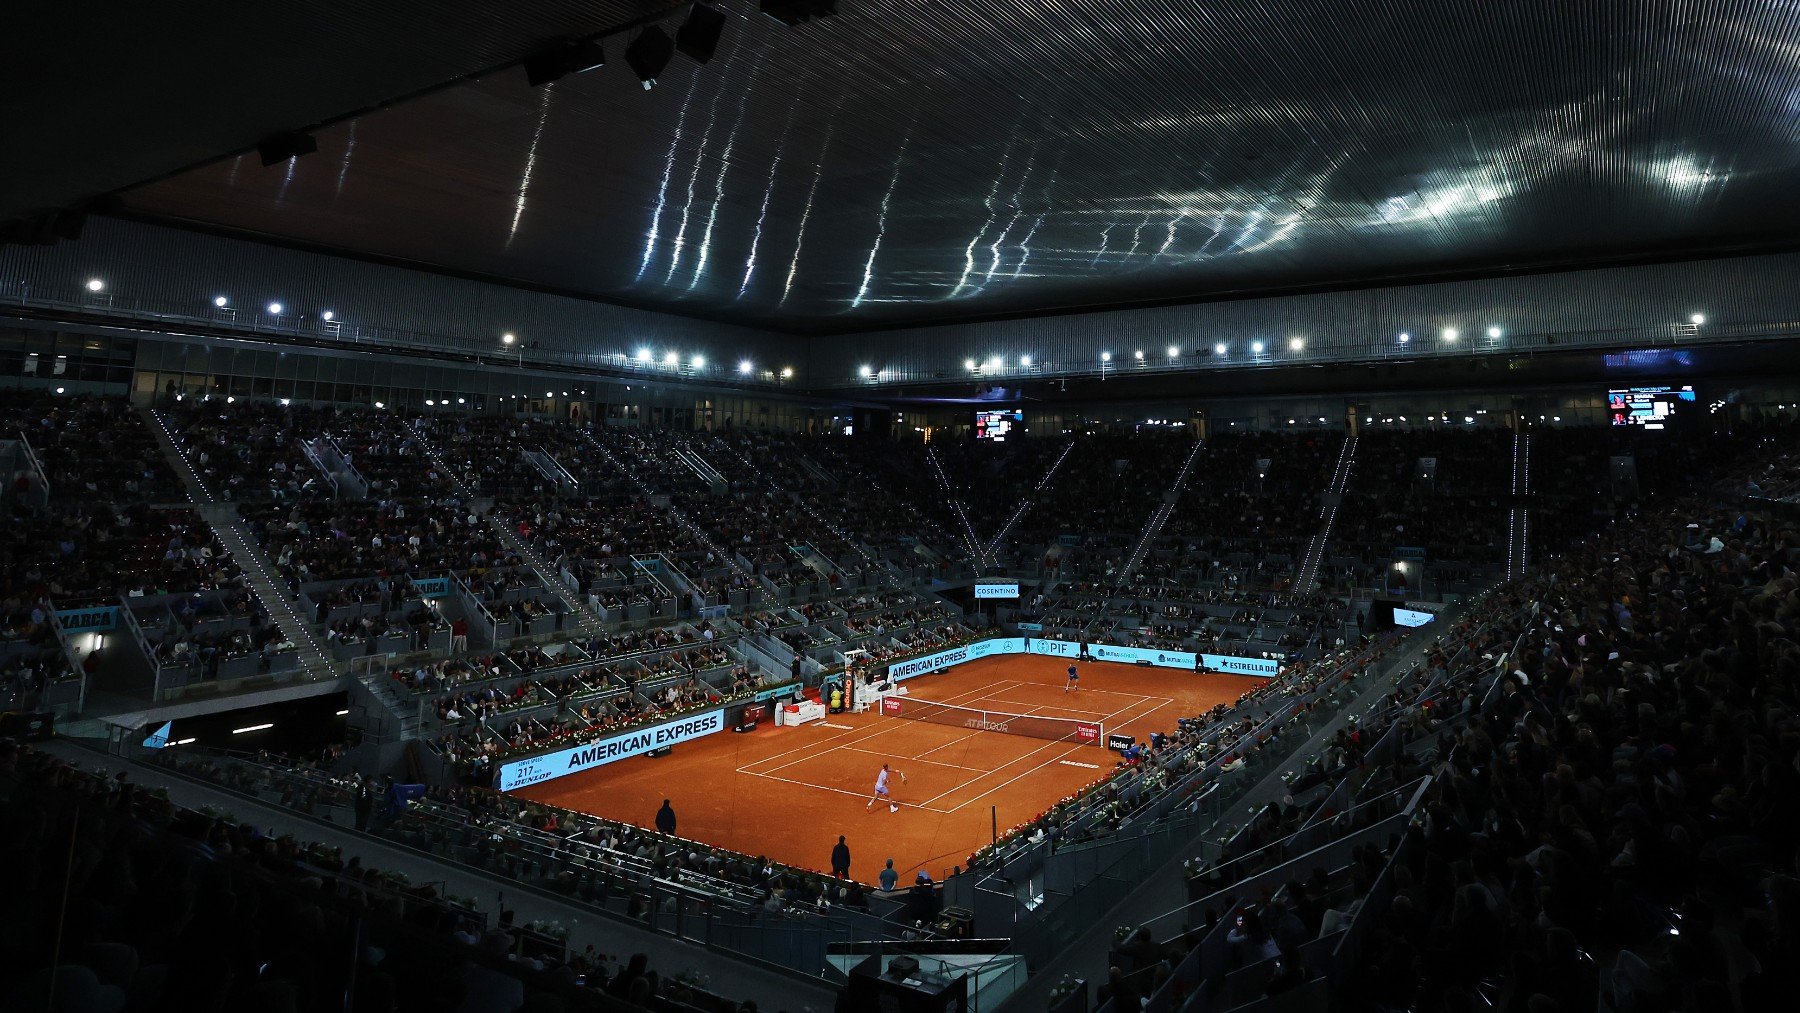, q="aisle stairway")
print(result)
[579,430,778,607]
[984,438,1077,563]
[707,438,909,591]
[926,446,987,569]
[1506,433,1531,580]
[407,420,609,638]
[1114,437,1206,586]
[1293,433,1357,592]
[139,408,338,683]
